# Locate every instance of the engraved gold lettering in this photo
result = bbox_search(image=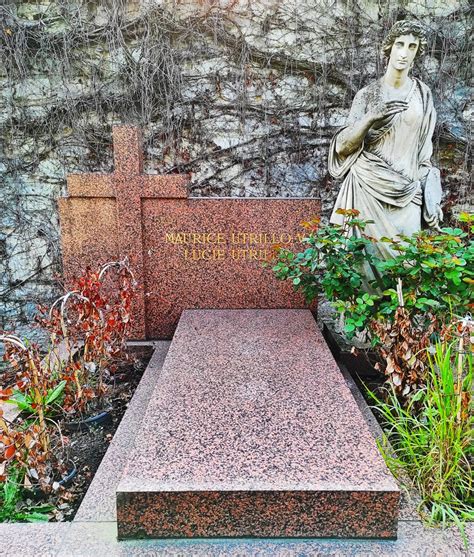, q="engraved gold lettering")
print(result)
[166,232,229,244]
[184,248,226,260]
[169,229,296,261]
